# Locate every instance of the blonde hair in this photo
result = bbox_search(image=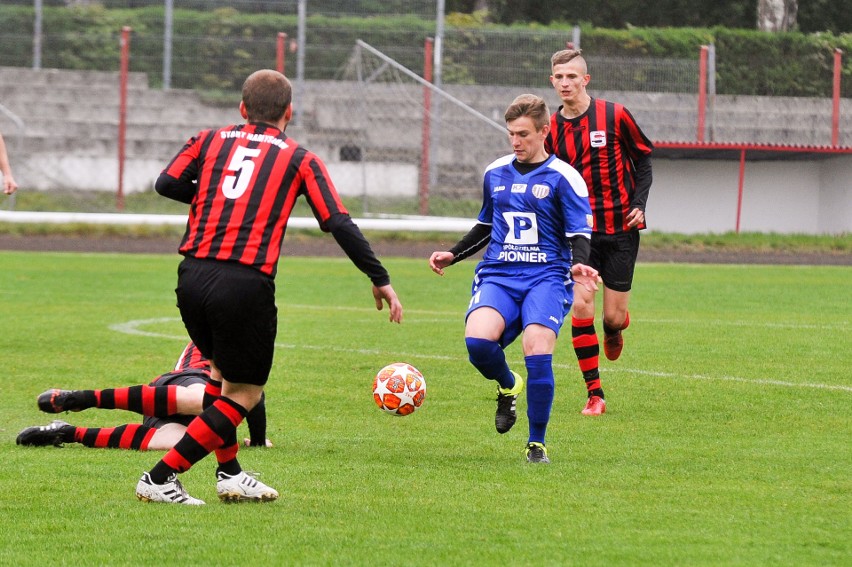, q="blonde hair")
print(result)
[550,49,587,73]
[504,94,550,130]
